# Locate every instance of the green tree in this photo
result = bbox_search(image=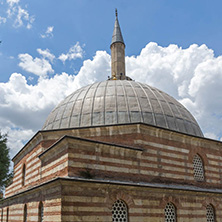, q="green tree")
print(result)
[0,133,11,193]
